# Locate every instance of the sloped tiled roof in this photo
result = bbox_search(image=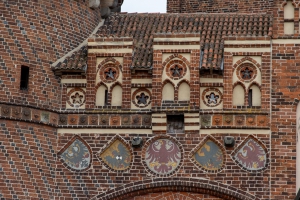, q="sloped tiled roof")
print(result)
[52,13,273,73]
[51,46,87,75]
[98,13,272,70]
